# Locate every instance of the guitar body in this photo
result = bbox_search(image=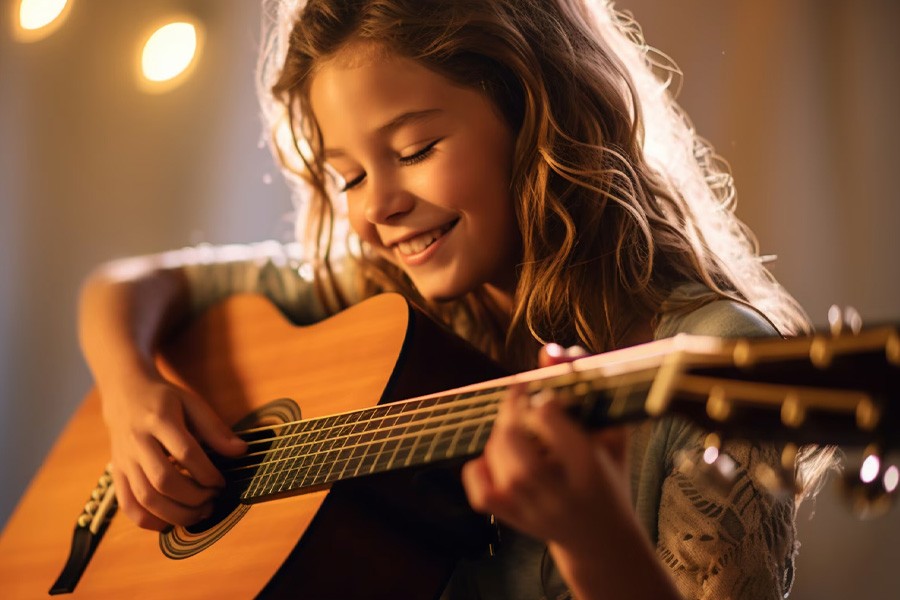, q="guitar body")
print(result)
[0,293,505,599]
